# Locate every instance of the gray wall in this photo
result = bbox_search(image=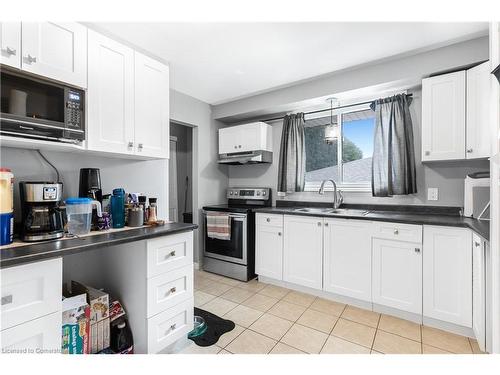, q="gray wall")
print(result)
[228,89,490,207]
